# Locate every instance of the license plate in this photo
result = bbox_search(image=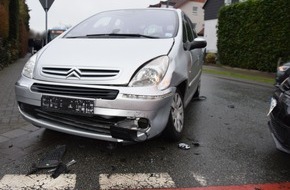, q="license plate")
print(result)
[41,95,94,115]
[267,97,277,116]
